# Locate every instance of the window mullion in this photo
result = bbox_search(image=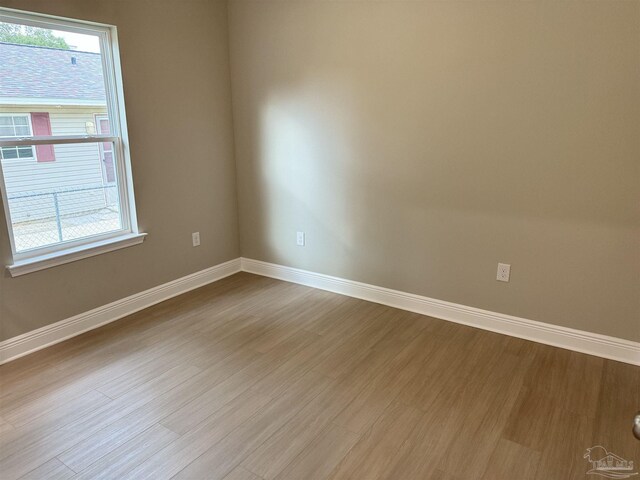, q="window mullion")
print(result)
[0,135,118,147]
